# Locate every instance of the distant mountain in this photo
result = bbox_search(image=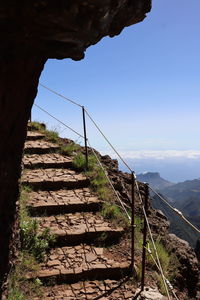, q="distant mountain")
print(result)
[151,178,200,251]
[152,193,200,248]
[160,179,200,209]
[137,172,174,190]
